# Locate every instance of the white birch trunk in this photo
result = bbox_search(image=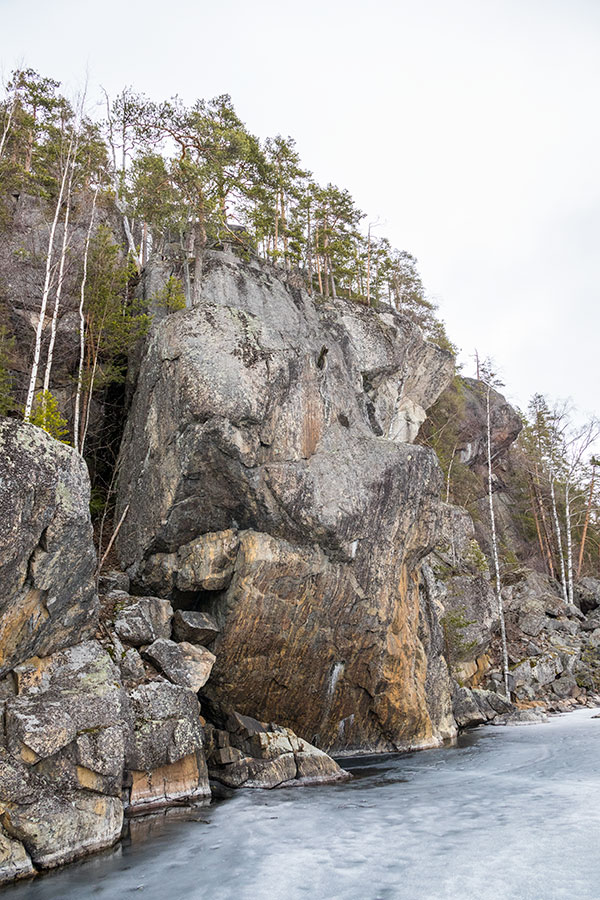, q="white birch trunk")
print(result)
[550,474,569,603]
[0,96,15,159]
[24,133,75,419]
[42,116,84,396]
[564,480,574,604]
[42,194,72,395]
[486,384,510,700]
[73,187,98,452]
